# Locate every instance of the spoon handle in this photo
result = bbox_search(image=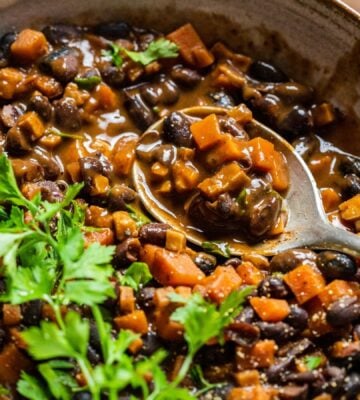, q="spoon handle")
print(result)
[307,222,360,257]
